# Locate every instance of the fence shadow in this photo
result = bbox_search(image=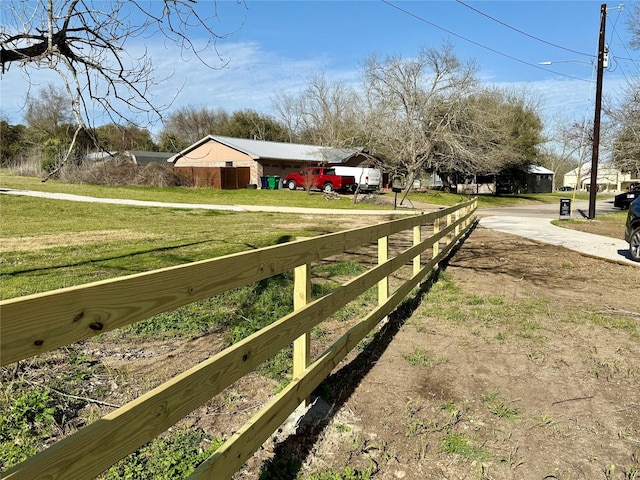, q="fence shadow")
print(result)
[257,222,477,478]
